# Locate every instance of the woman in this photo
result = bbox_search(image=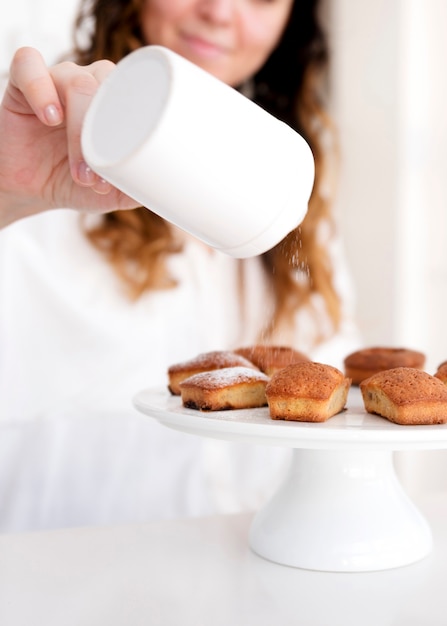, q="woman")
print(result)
[0,0,360,531]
